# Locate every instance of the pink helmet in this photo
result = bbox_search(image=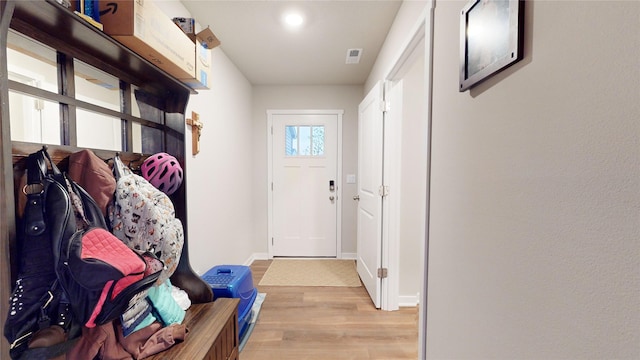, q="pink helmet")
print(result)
[141,152,183,195]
